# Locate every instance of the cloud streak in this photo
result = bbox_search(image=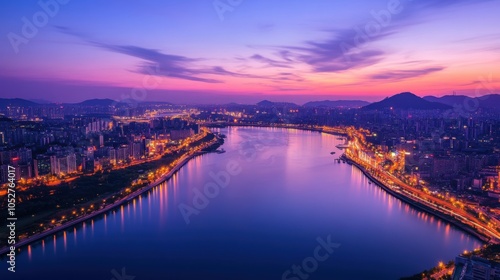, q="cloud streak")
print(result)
[369,67,445,81]
[56,26,266,84]
[271,0,495,74]
[101,45,223,83]
[249,54,292,68]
